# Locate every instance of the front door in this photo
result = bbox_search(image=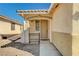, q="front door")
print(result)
[41,20,48,39]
